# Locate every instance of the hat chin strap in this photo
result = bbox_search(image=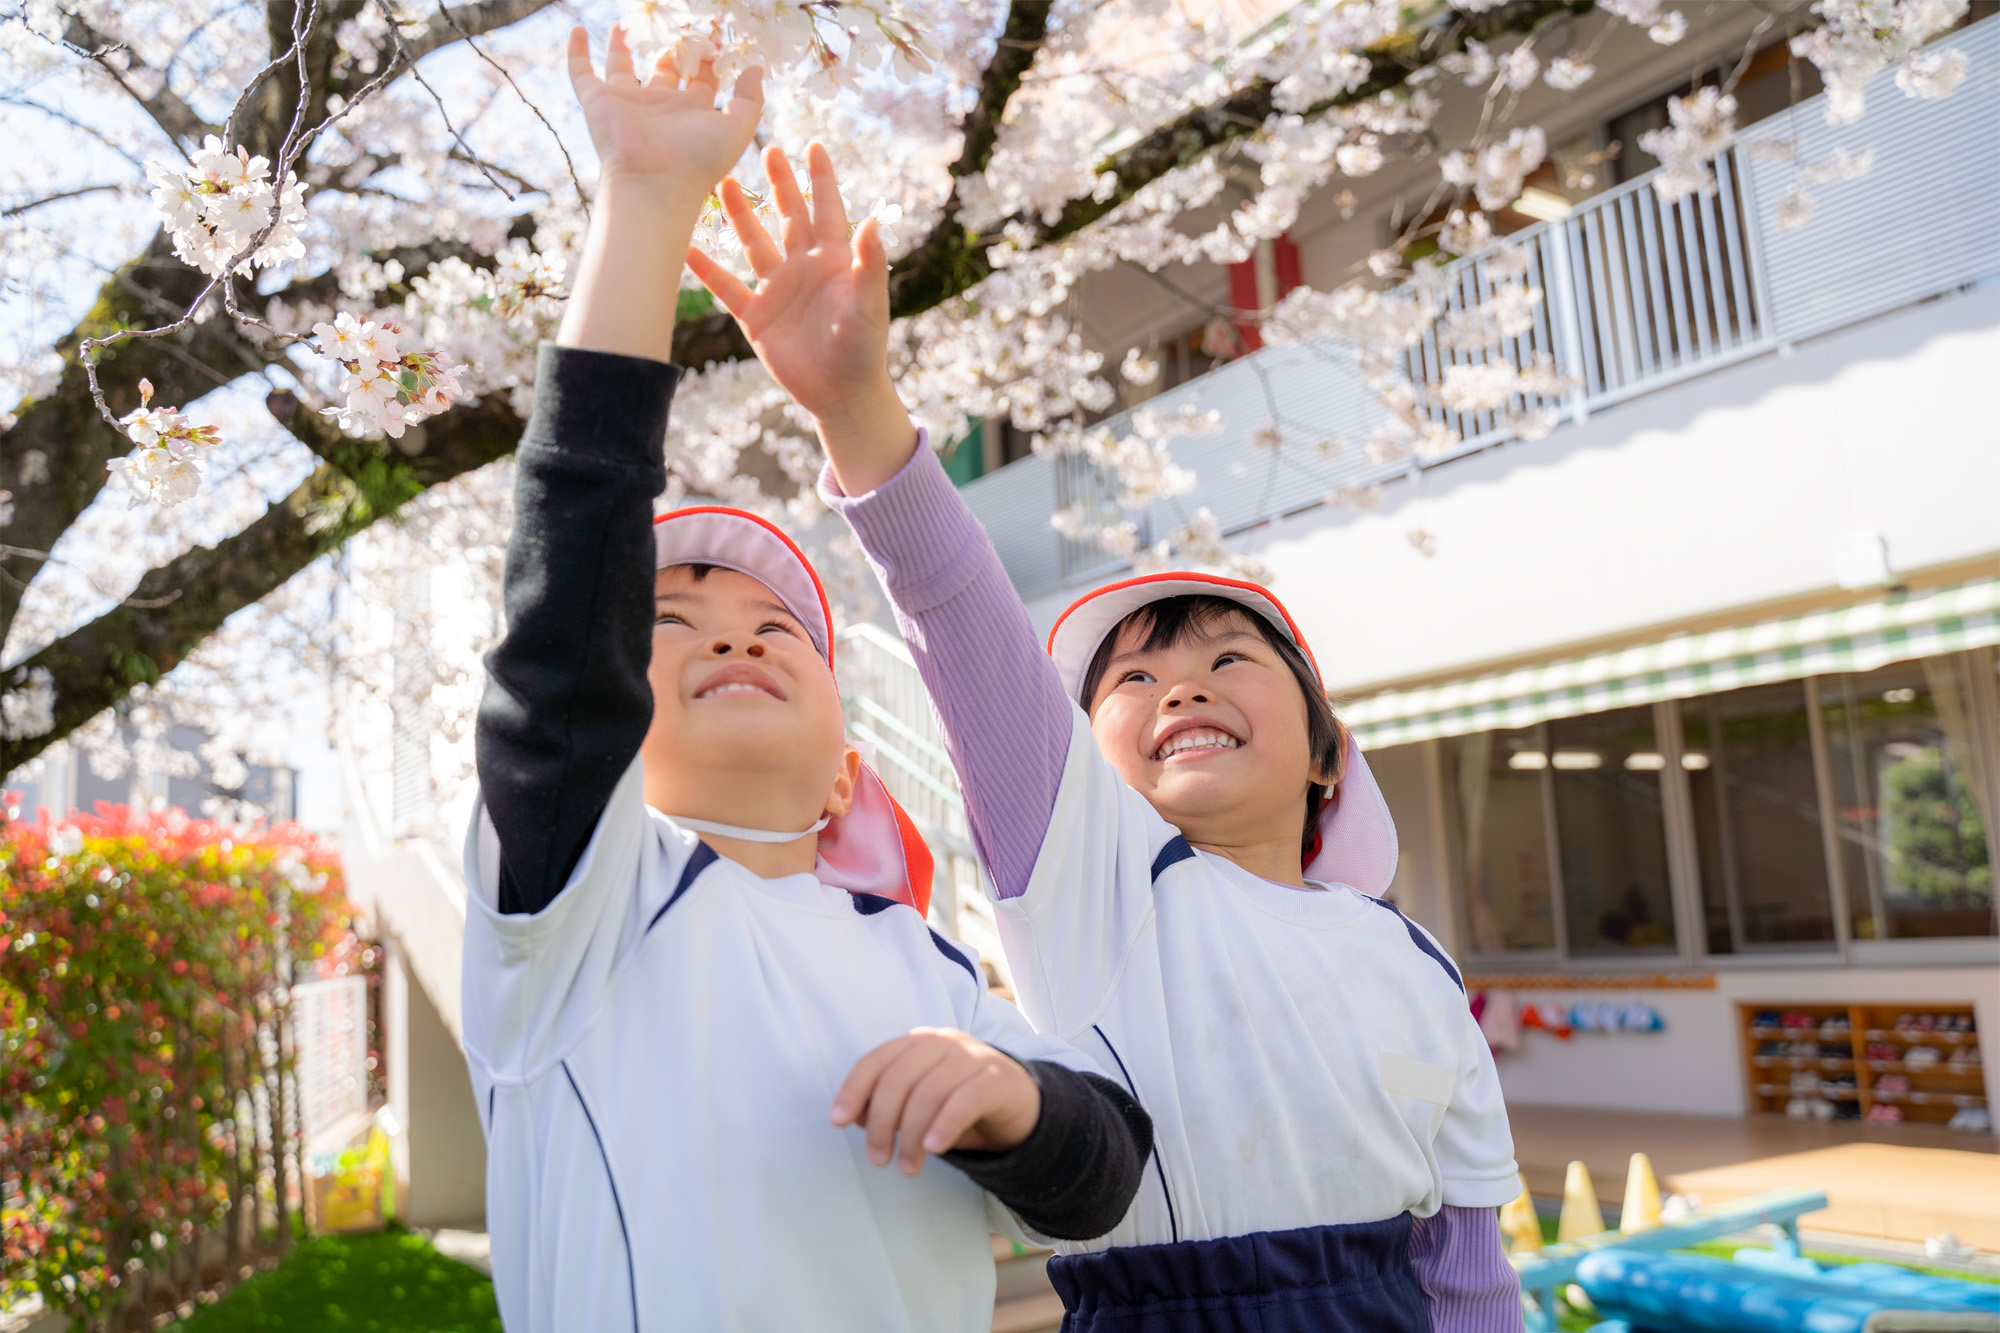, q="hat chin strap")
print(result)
[671,813,831,844]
